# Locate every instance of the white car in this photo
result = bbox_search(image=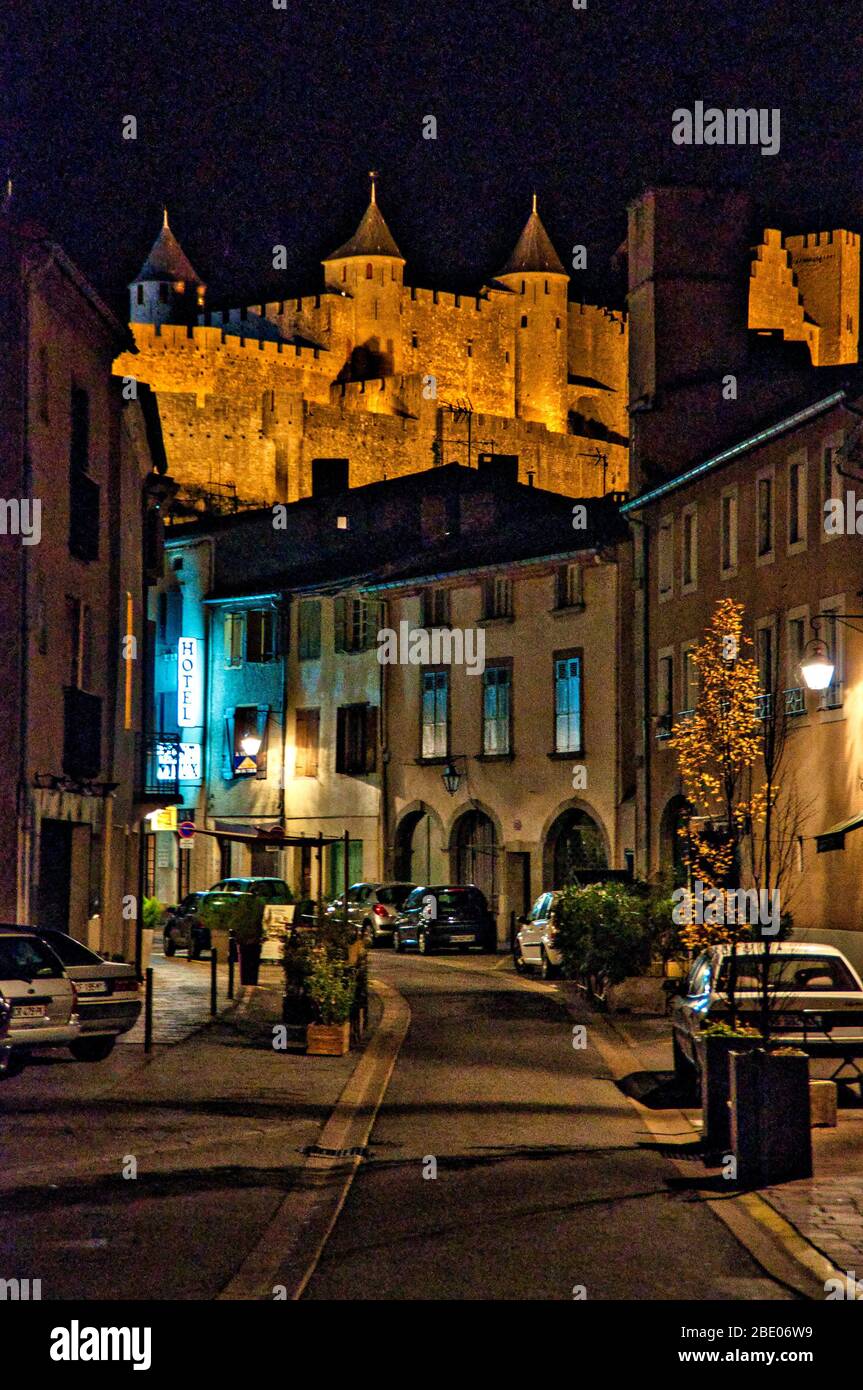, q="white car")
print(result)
[0,928,79,1077]
[514,891,563,979]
